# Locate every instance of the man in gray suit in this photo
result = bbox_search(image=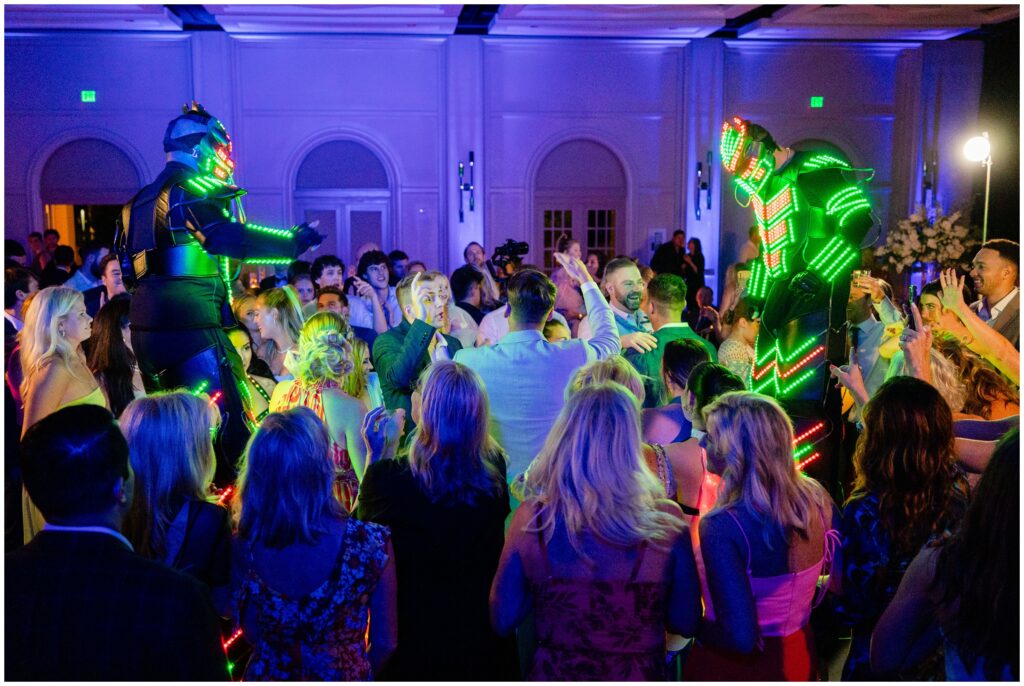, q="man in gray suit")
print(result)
[454,253,619,486]
[968,239,1019,349]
